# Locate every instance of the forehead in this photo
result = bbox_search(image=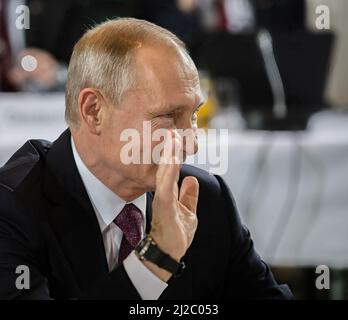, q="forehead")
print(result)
[133,45,202,100]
